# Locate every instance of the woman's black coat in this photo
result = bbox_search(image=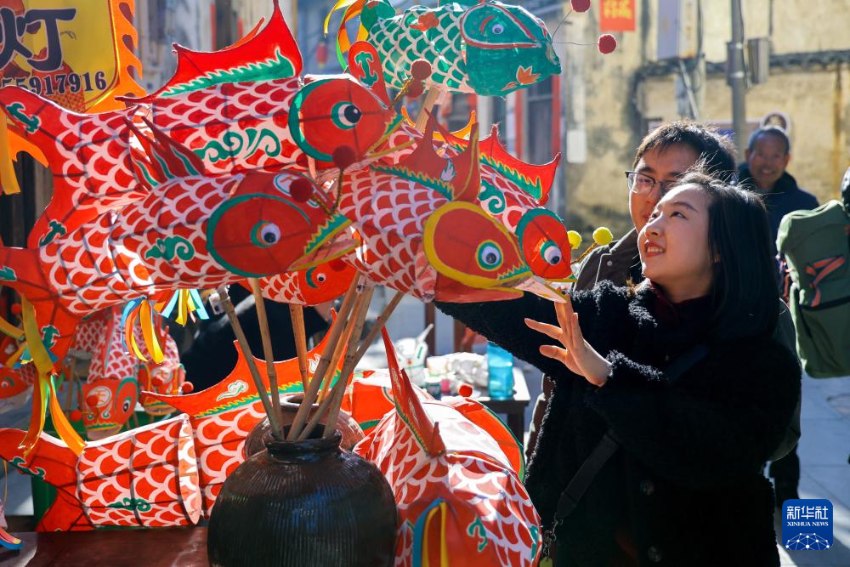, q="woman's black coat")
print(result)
[437,282,800,566]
